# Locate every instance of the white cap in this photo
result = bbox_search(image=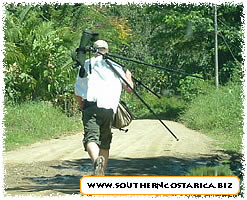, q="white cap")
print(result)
[93,40,108,49]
